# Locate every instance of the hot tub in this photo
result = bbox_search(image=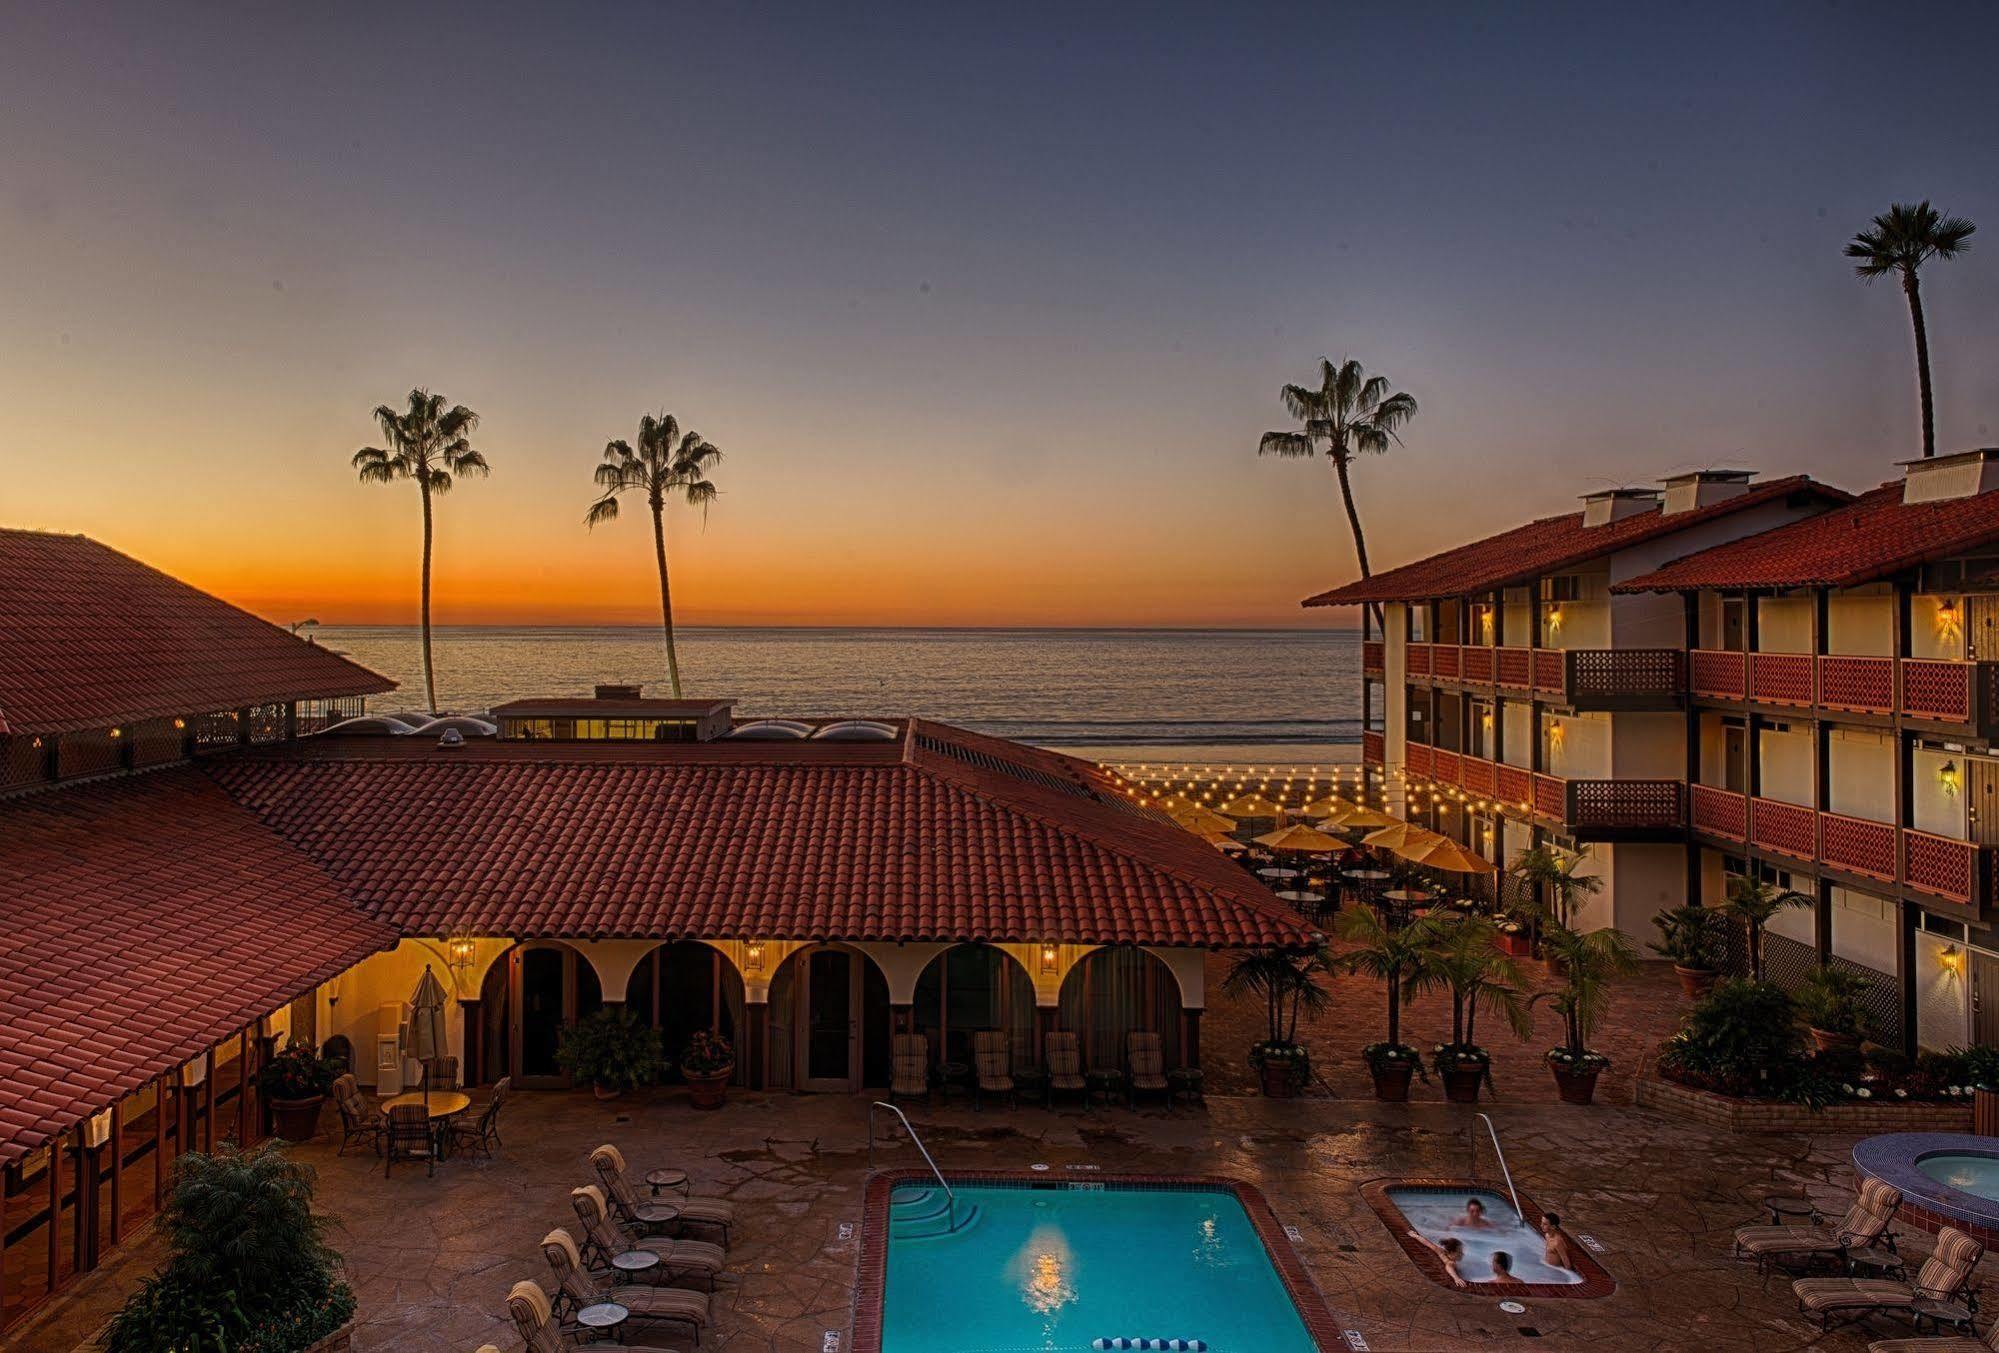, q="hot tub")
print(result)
[1854,1133,1999,1249]
[1362,1179,1616,1299]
